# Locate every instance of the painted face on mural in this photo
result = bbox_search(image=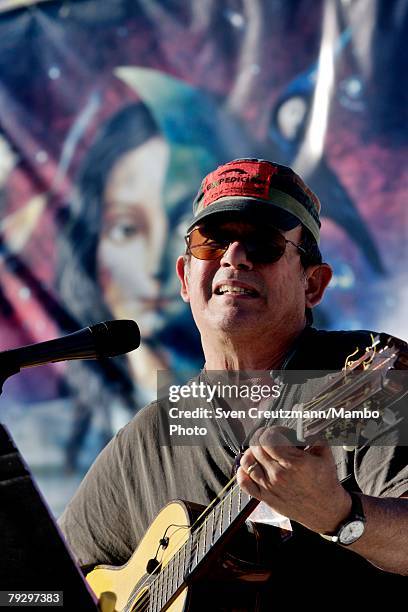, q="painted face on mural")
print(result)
[97,136,170,337]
